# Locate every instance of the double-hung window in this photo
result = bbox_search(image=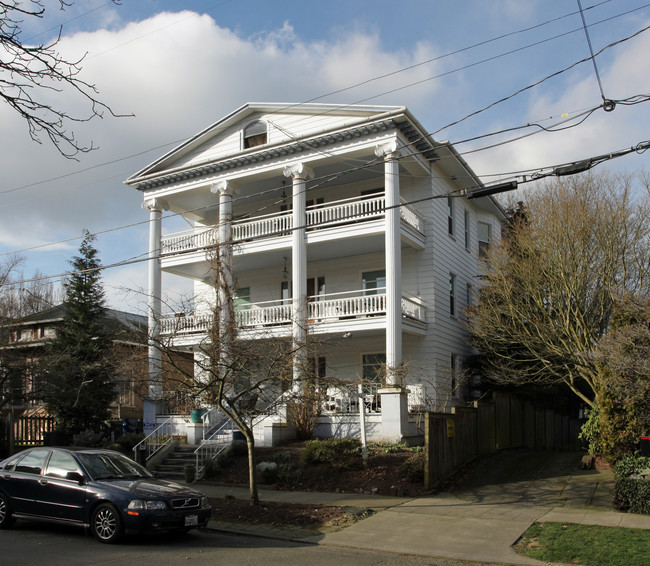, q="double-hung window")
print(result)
[449,273,456,317]
[478,222,491,257]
